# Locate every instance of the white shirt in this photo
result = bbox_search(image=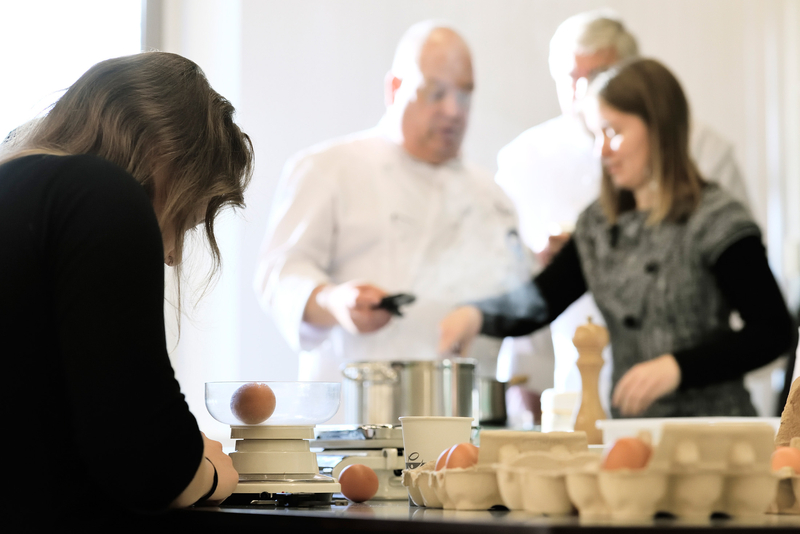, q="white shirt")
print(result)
[495,113,751,409]
[255,126,553,420]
